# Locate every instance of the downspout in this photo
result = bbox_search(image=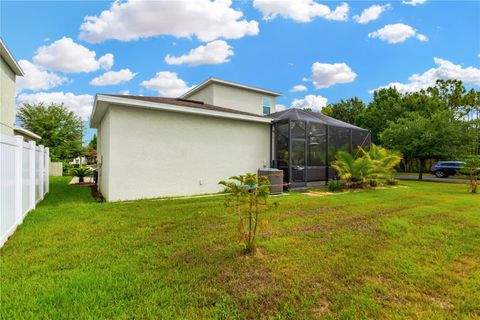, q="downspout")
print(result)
[326,125,329,182]
[269,123,273,167]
